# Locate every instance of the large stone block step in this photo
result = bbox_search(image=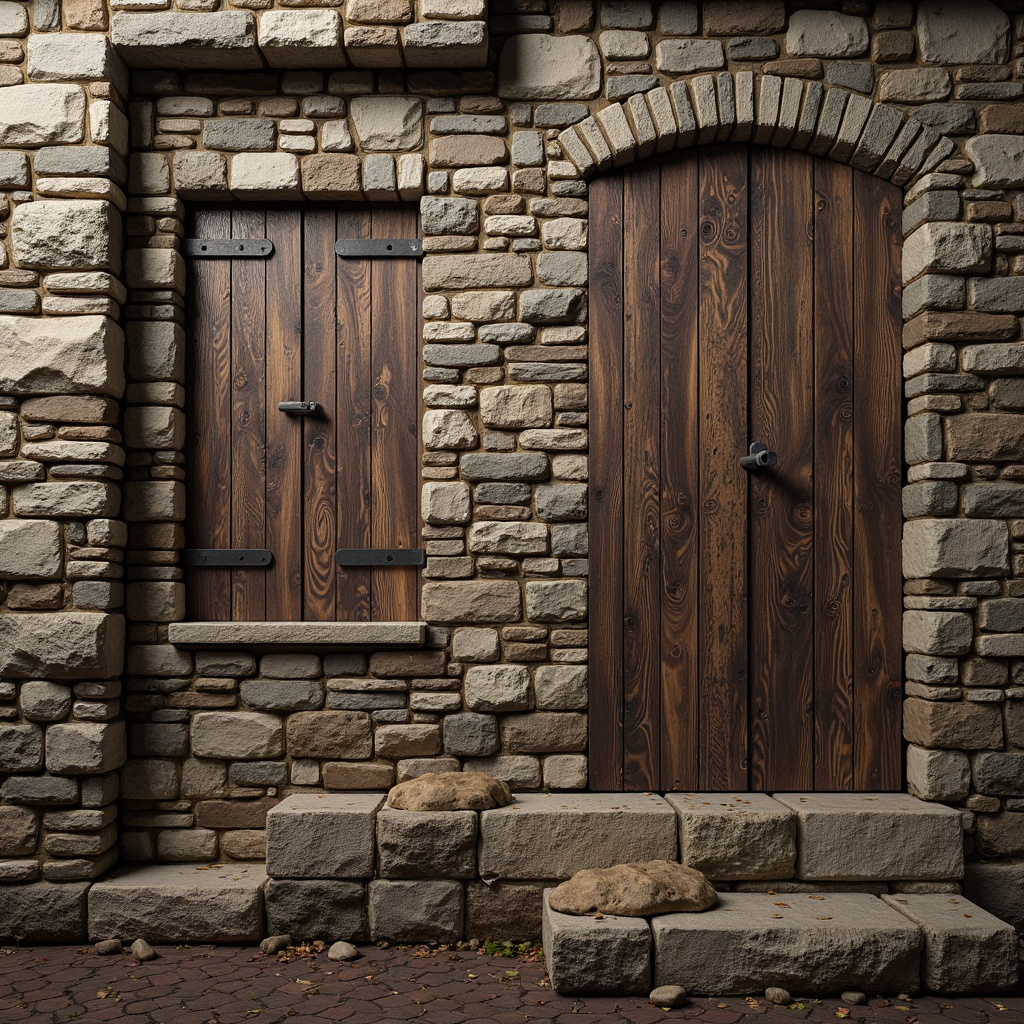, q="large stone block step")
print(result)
[542,890,1018,997]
